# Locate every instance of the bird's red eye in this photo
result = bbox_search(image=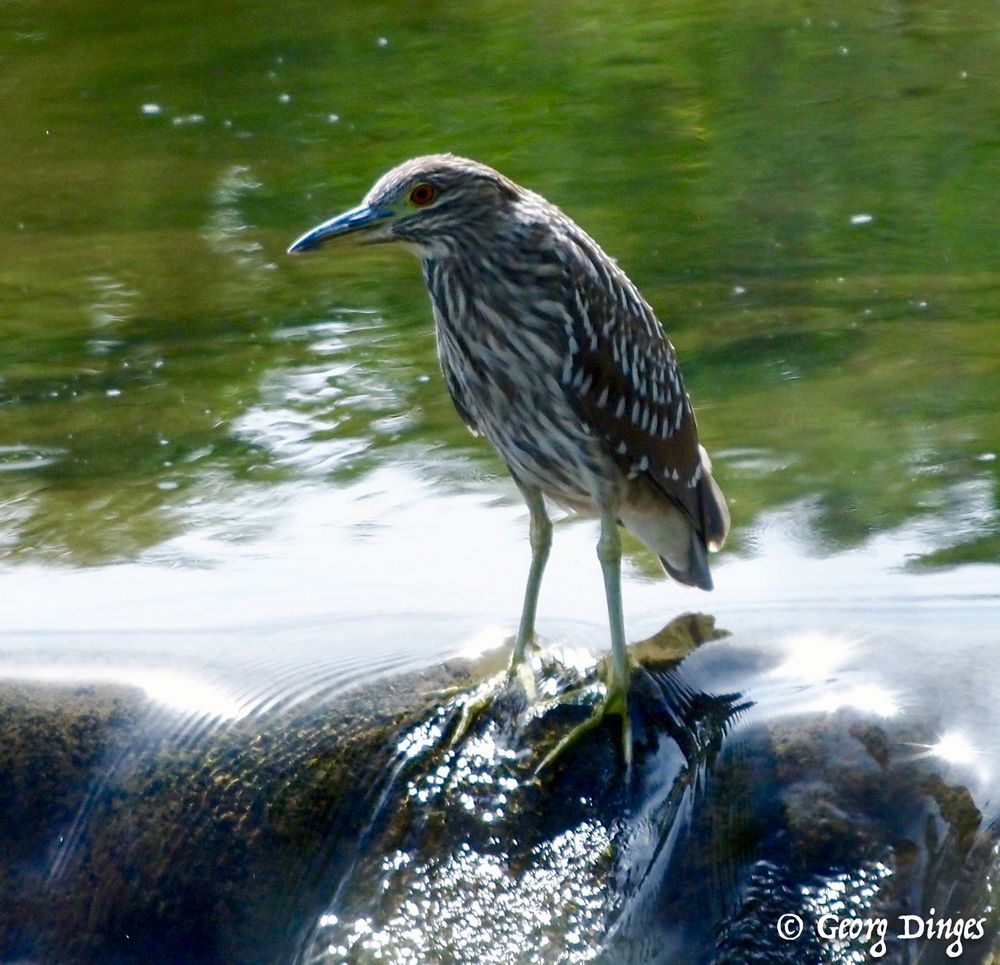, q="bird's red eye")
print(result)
[409,183,437,206]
